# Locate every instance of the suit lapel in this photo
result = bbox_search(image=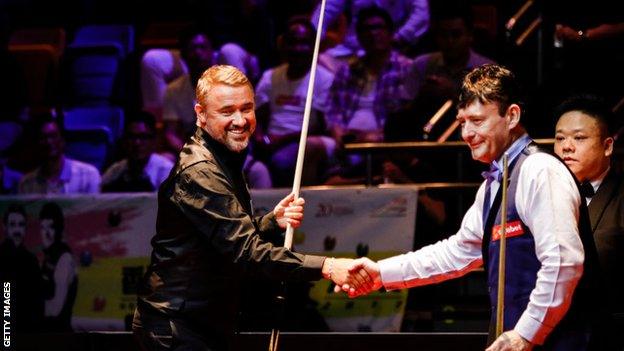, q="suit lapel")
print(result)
[588,170,619,232]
